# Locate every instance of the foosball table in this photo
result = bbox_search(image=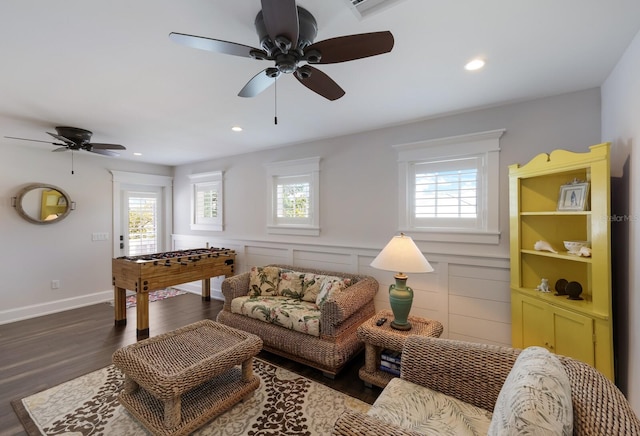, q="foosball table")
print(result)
[112,247,235,339]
